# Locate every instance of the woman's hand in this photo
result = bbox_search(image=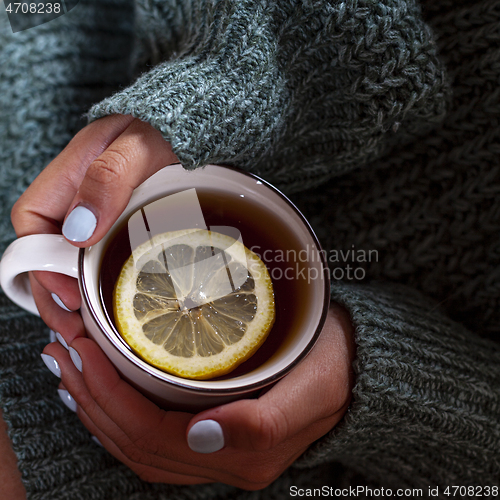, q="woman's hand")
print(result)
[11,114,178,340]
[13,114,355,489]
[42,303,355,490]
